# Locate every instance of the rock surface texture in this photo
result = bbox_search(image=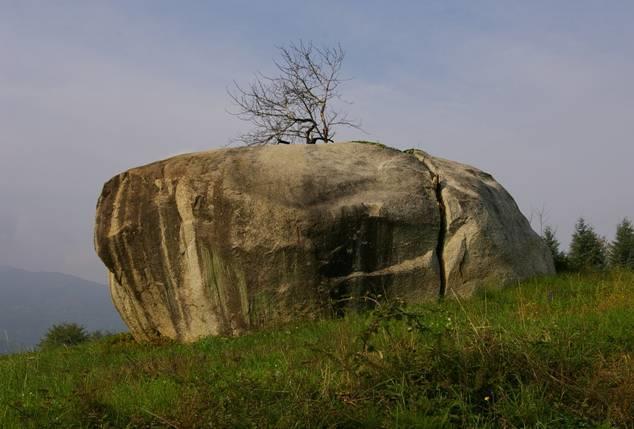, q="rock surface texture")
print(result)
[94,143,554,342]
